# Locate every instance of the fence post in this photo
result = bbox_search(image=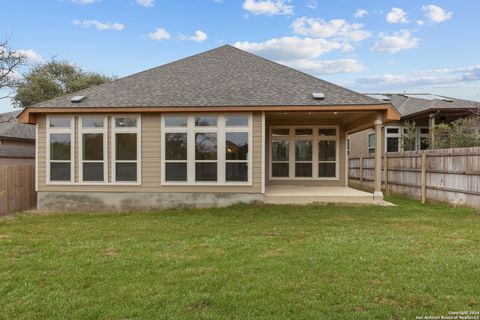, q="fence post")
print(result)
[383,154,388,195]
[421,152,427,204]
[359,156,363,183]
